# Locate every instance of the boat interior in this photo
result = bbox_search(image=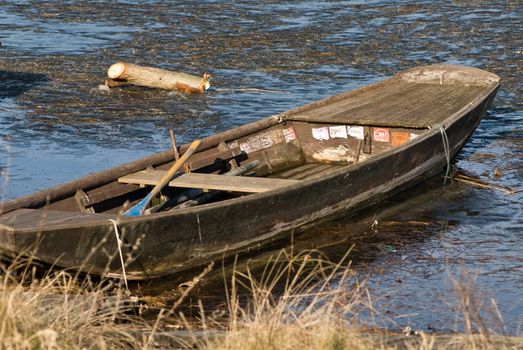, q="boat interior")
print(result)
[32,119,423,216]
